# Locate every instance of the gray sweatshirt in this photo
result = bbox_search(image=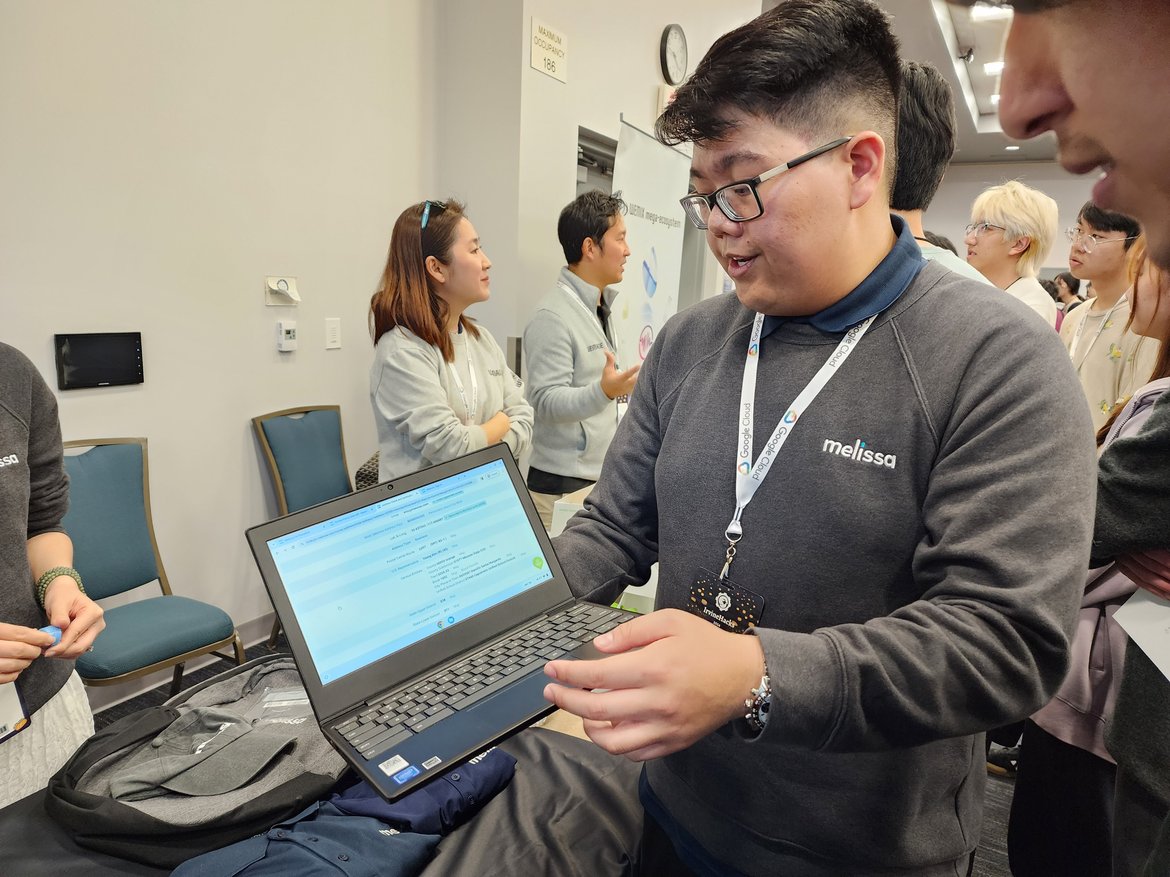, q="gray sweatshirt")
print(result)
[522,267,621,482]
[370,323,532,482]
[0,343,72,716]
[555,261,1097,875]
